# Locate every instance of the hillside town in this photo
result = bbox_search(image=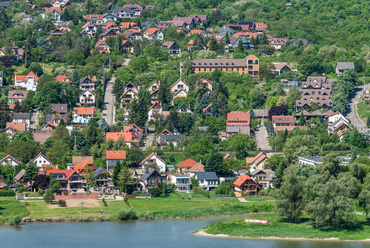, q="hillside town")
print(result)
[1,0,370,237]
